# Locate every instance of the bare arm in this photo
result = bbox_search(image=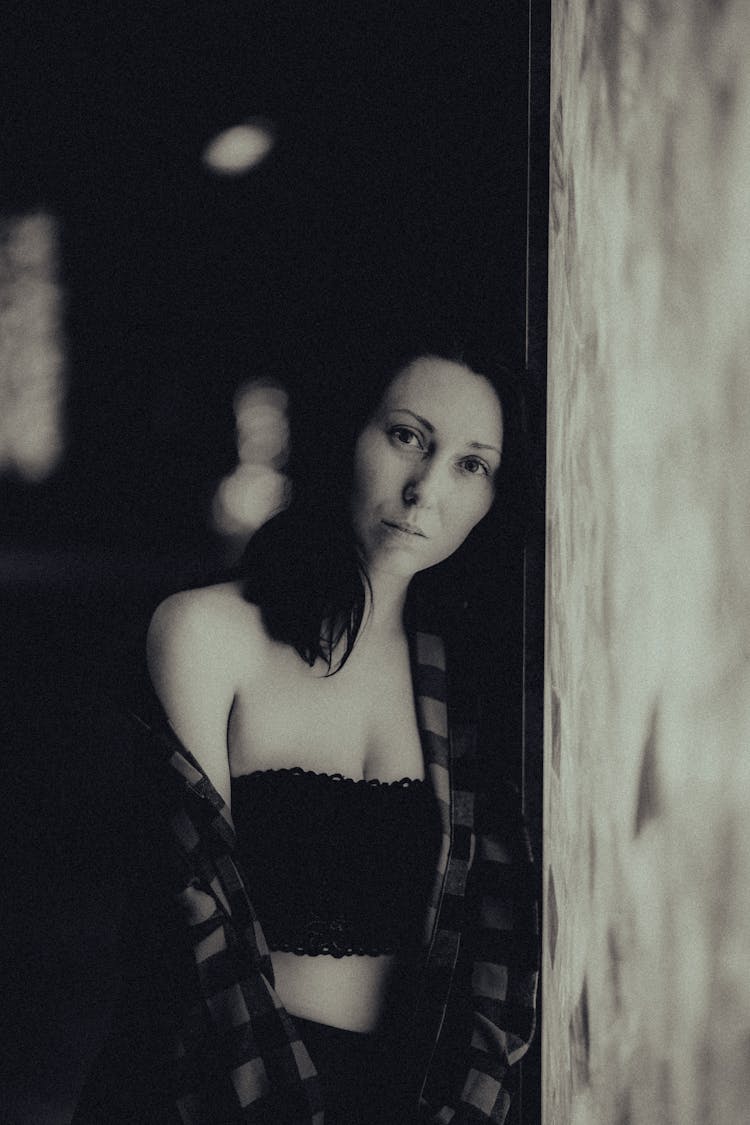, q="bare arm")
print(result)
[142,588,322,1123]
[146,588,240,809]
